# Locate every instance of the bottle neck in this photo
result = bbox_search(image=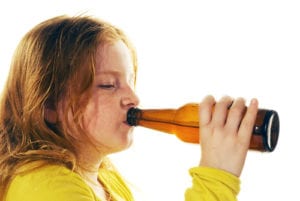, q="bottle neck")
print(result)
[126,107,180,136]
